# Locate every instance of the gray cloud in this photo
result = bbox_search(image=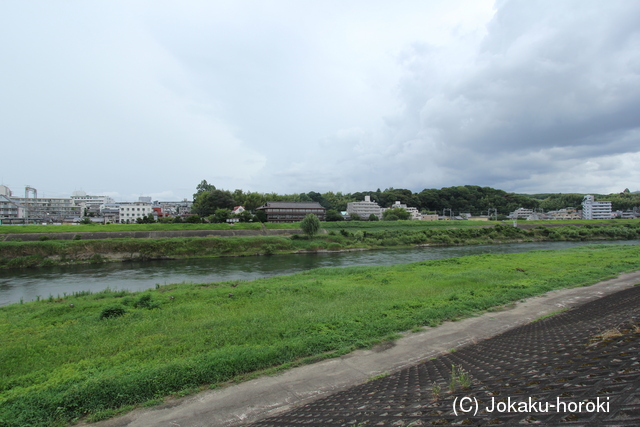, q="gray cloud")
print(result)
[1,0,638,200]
